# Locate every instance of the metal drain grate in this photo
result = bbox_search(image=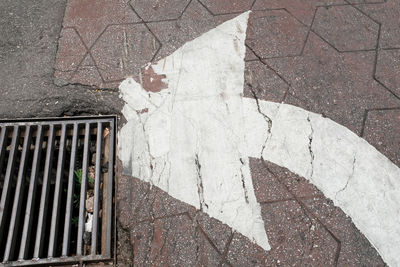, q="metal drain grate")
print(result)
[0,116,116,266]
